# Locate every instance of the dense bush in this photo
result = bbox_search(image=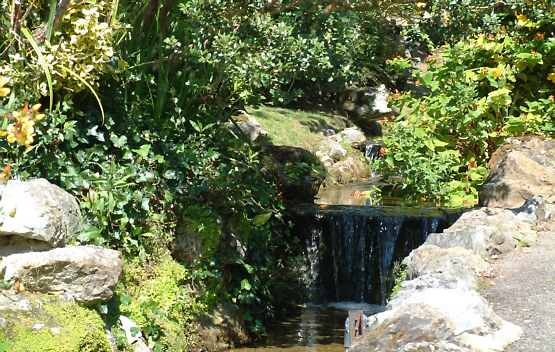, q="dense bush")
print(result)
[379,2,555,206]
